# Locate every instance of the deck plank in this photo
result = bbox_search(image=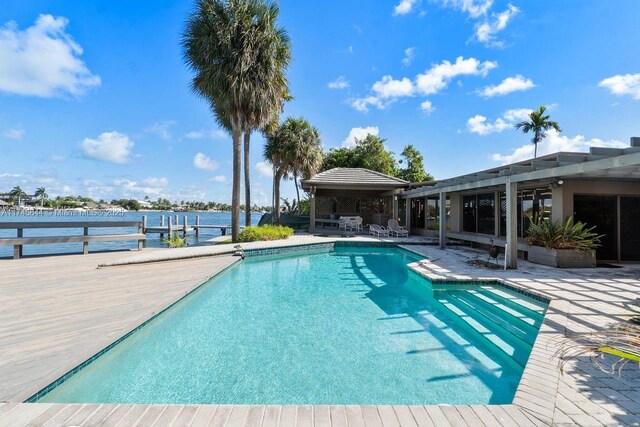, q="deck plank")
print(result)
[312,405,330,427]
[345,406,366,427]
[329,406,347,427]
[278,405,297,427]
[187,405,217,426]
[0,403,53,426]
[260,406,280,427]
[208,404,232,426]
[407,406,435,427]
[244,405,265,427]
[375,406,399,427]
[422,406,451,427]
[392,406,418,427]
[360,405,383,427]
[225,405,250,427]
[80,404,119,426]
[168,405,198,426]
